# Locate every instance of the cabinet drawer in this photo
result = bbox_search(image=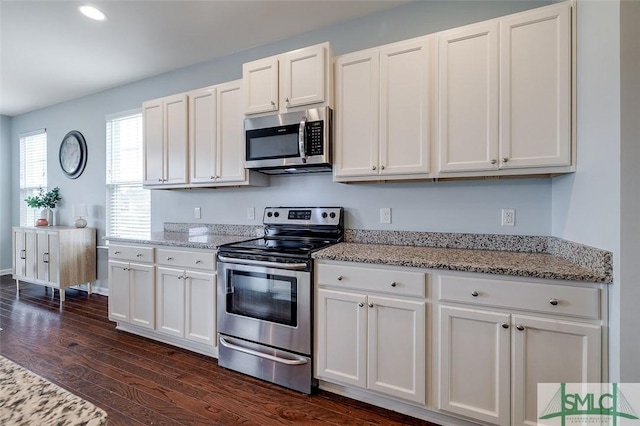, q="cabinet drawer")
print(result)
[108,244,154,263]
[438,275,600,319]
[156,248,216,271]
[317,263,426,297]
